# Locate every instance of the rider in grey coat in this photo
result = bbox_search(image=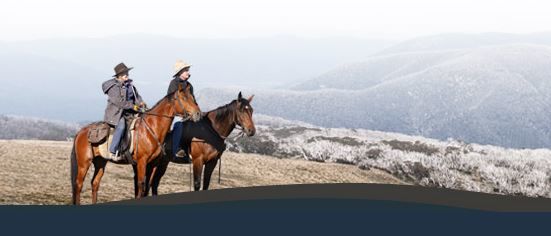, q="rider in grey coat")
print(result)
[102,62,144,161]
